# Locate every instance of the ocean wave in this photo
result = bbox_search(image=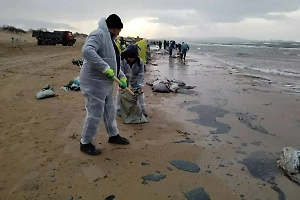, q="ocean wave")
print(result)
[211,57,300,78]
[246,67,300,78]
